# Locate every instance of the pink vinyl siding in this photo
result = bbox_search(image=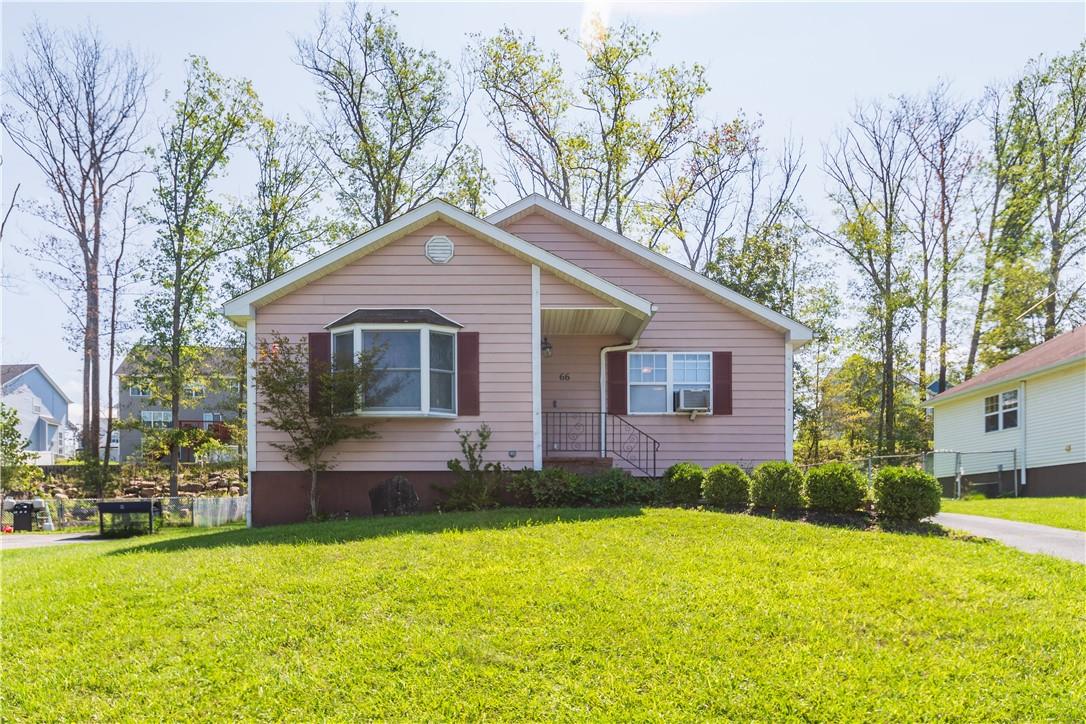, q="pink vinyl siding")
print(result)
[539,269,613,308]
[504,212,787,470]
[541,335,623,414]
[253,220,533,471]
